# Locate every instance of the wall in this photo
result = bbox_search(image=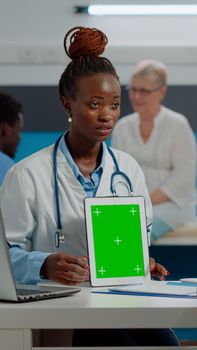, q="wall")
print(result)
[1,0,197,86]
[1,84,196,162]
[1,85,197,131]
[1,0,197,161]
